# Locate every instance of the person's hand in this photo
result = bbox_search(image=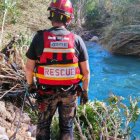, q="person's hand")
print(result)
[80,90,88,105]
[76,85,83,96]
[27,84,37,93]
[27,84,38,98]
